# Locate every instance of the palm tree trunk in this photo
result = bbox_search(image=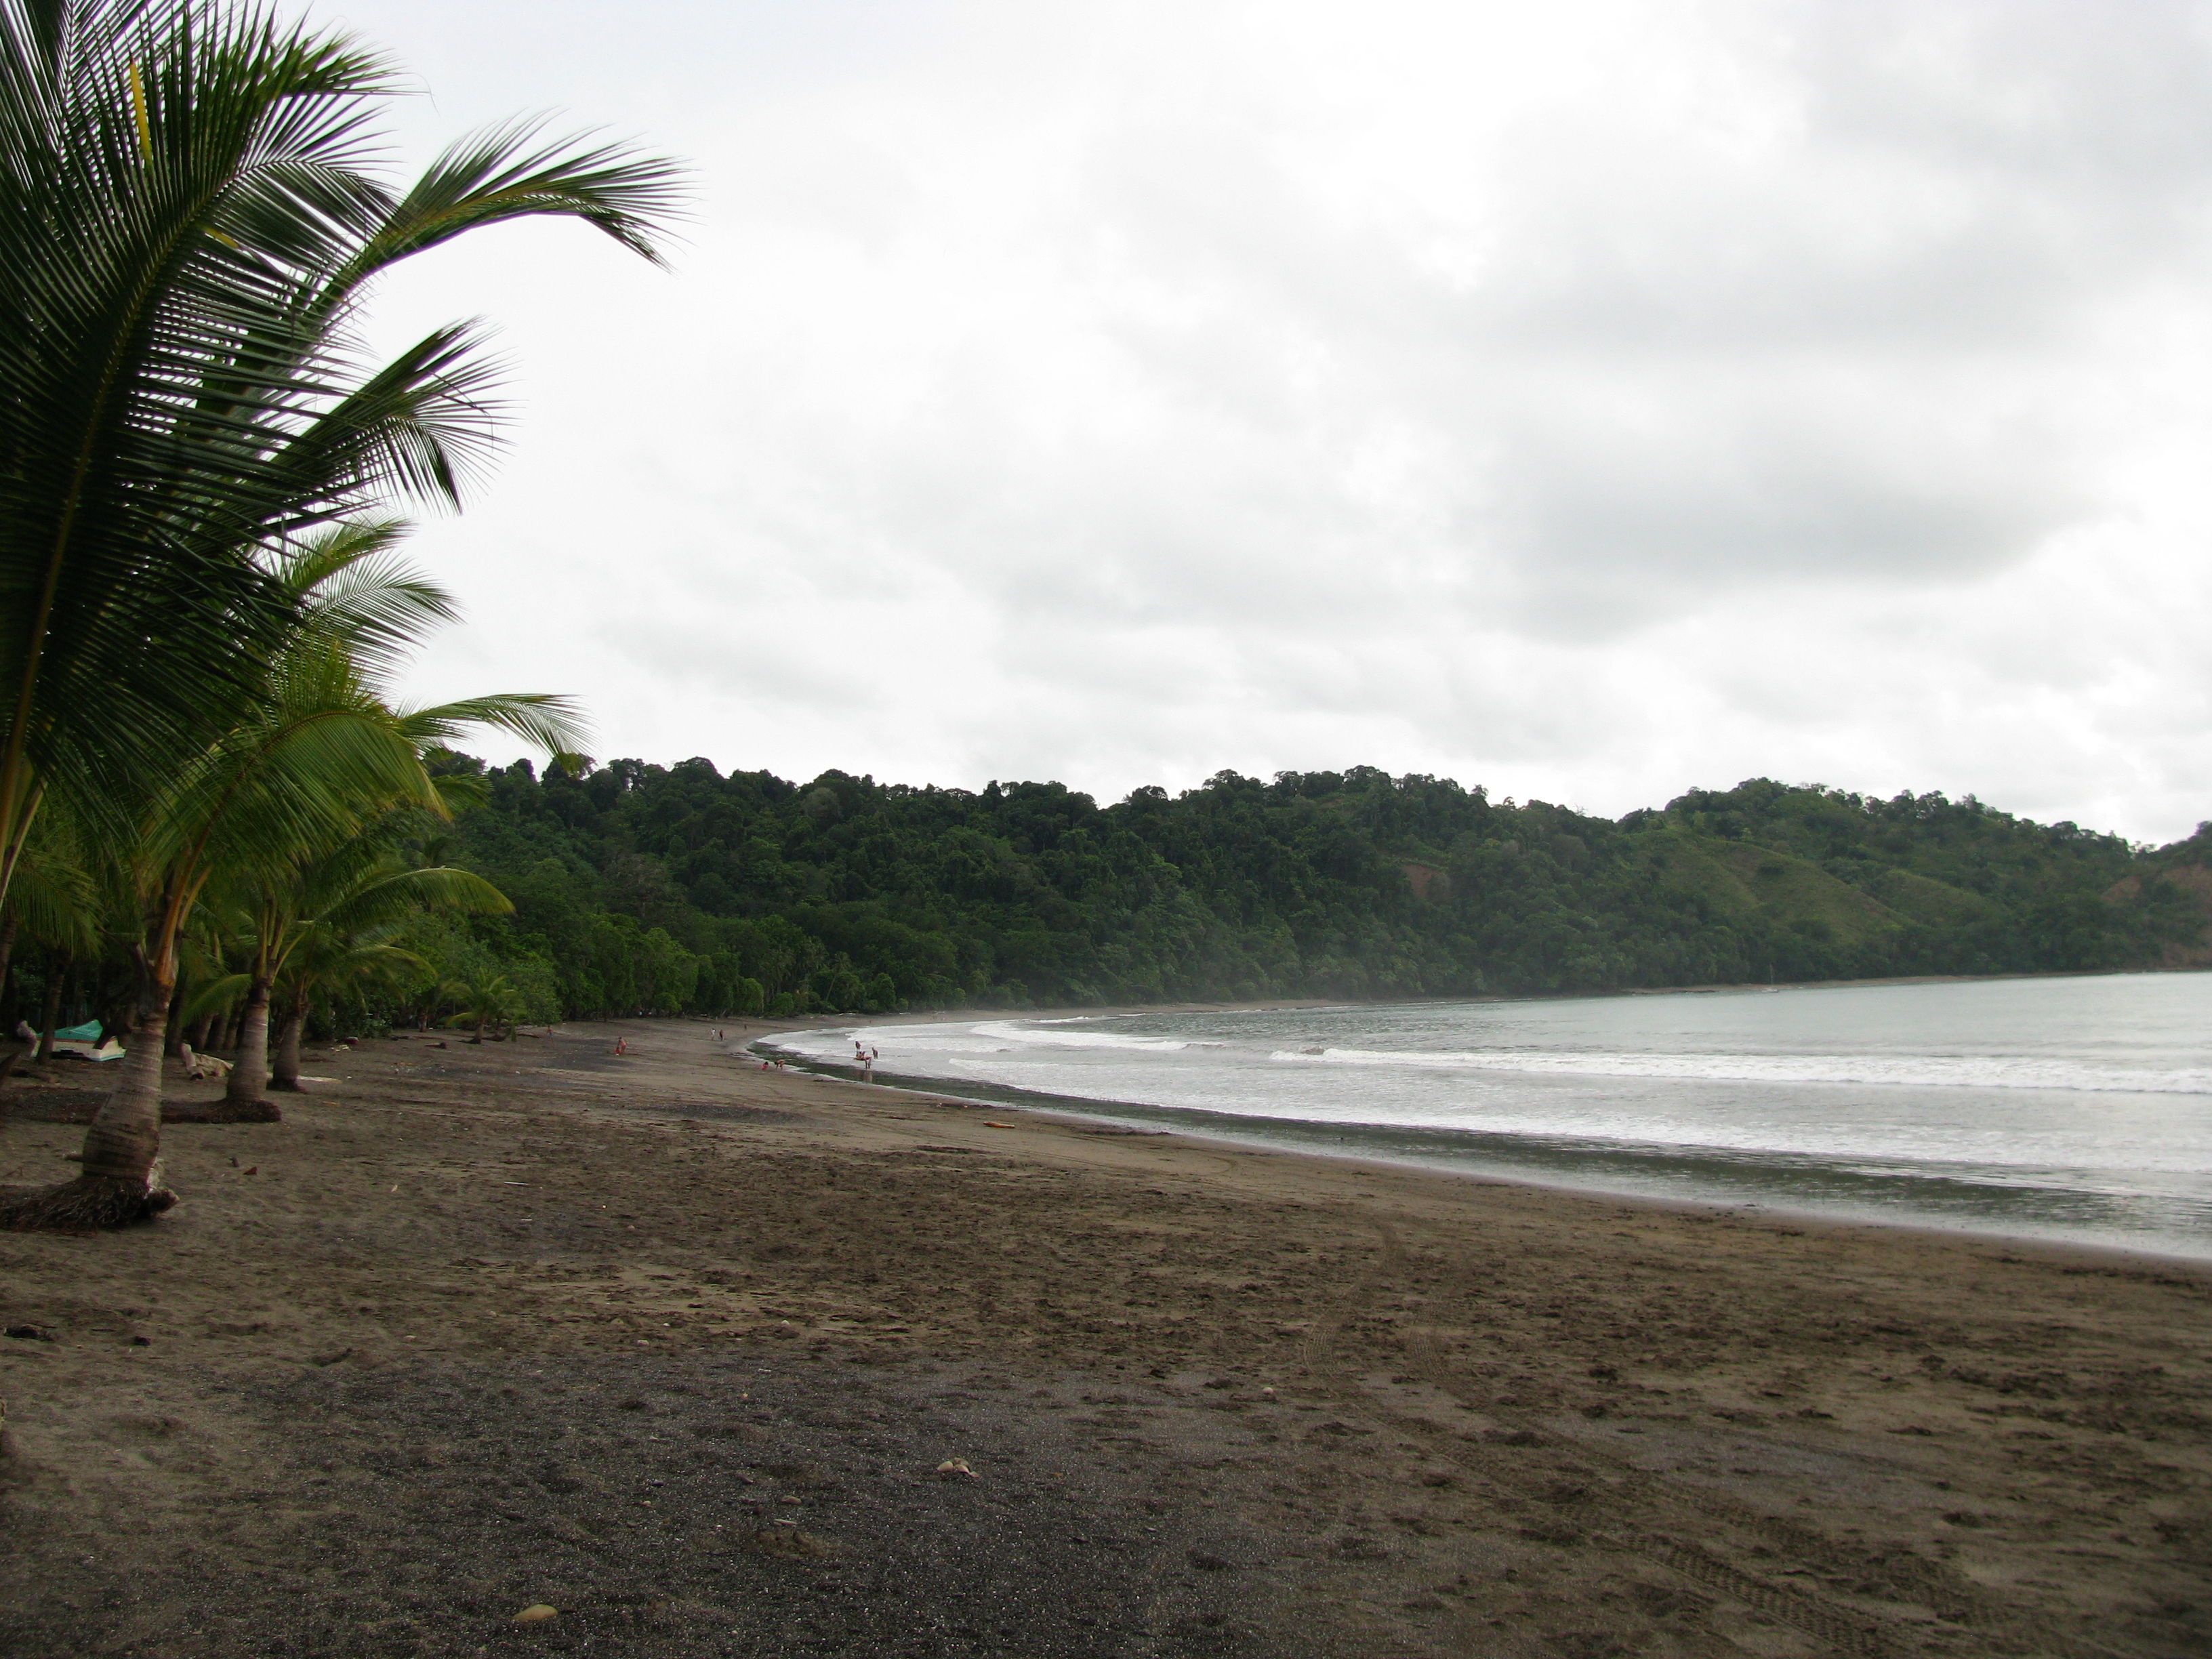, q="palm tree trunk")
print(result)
[3,879,195,1229]
[224,976,272,1105]
[0,911,21,1084]
[0,971,179,1229]
[35,953,66,1059]
[163,992,187,1059]
[270,999,306,1091]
